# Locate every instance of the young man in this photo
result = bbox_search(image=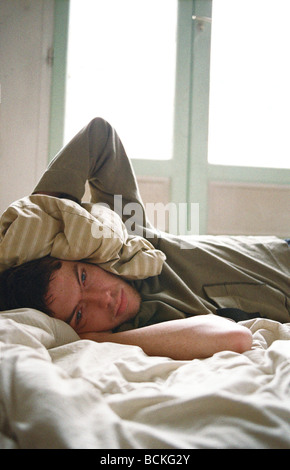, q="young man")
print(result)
[0,256,252,360]
[0,118,289,359]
